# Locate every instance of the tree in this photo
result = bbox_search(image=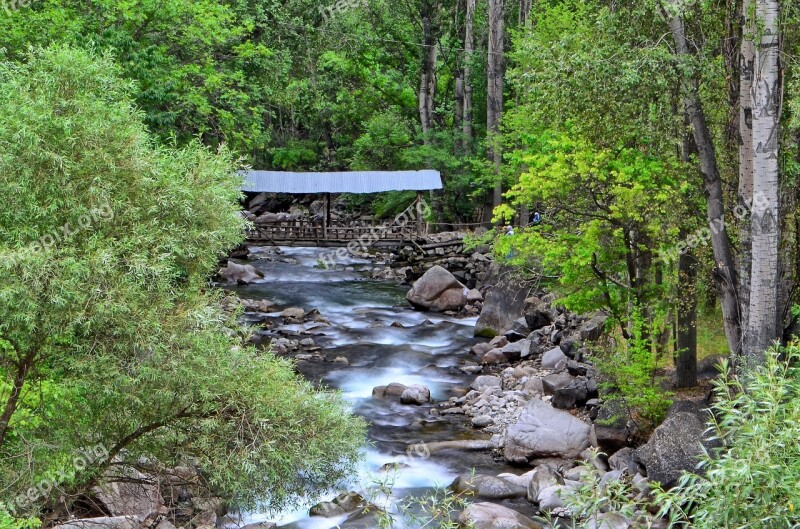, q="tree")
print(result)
[0,46,364,520]
[487,0,505,214]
